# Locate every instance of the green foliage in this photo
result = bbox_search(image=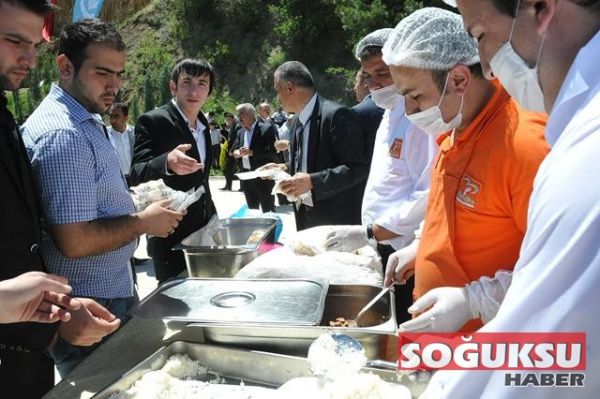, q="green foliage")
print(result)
[113,0,435,110]
[6,90,29,124]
